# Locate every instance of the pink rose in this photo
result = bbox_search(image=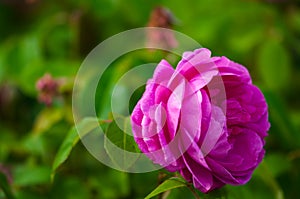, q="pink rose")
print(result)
[131,48,269,193]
